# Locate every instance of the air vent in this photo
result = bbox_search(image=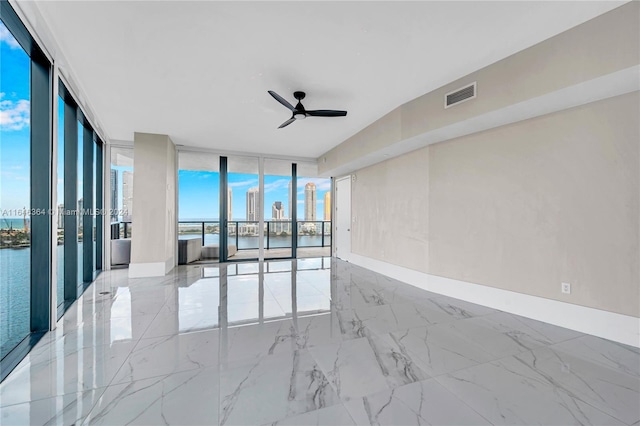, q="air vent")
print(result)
[444,82,476,108]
